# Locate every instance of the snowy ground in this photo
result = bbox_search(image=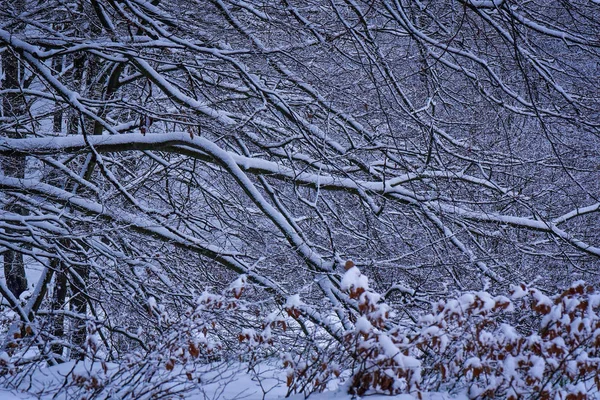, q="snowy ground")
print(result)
[0,390,34,400]
[0,390,460,400]
[0,361,464,400]
[0,387,462,400]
